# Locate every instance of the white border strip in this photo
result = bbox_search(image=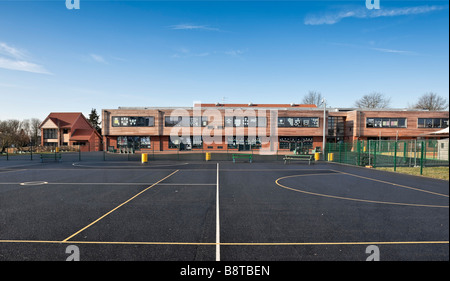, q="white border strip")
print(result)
[216,162,220,261]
